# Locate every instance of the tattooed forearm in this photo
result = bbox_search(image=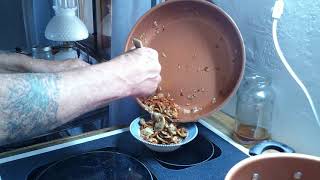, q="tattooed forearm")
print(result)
[0,73,61,146]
